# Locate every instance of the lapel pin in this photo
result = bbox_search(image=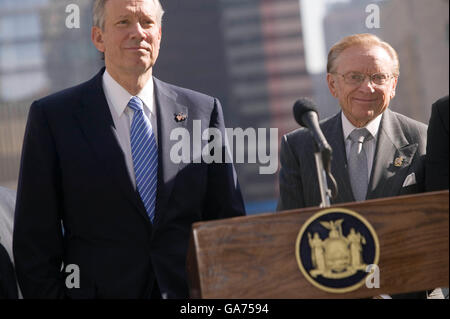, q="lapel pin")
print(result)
[174,112,187,123]
[394,156,404,167]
